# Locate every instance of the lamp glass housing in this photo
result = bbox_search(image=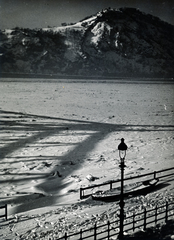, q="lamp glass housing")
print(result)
[119,150,126,160]
[118,138,128,160]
